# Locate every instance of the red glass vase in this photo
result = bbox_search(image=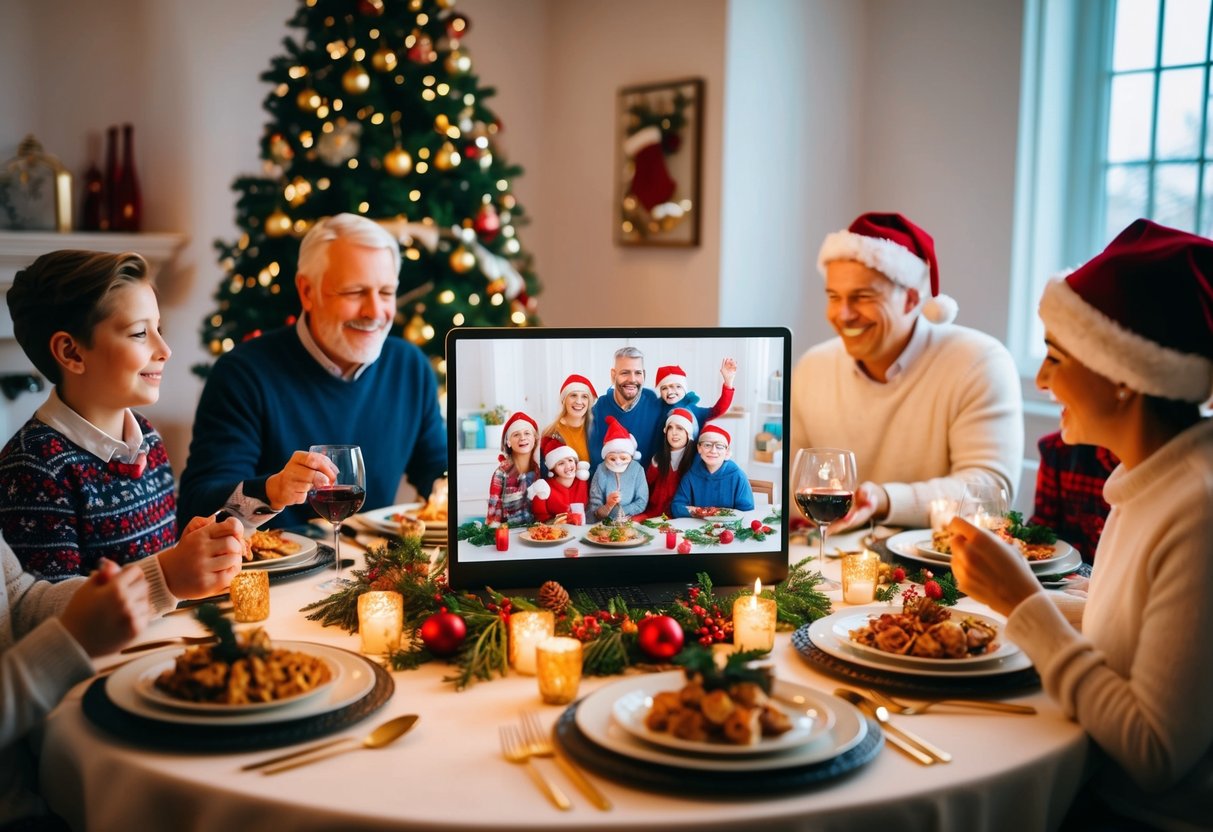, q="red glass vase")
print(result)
[113,124,141,231]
